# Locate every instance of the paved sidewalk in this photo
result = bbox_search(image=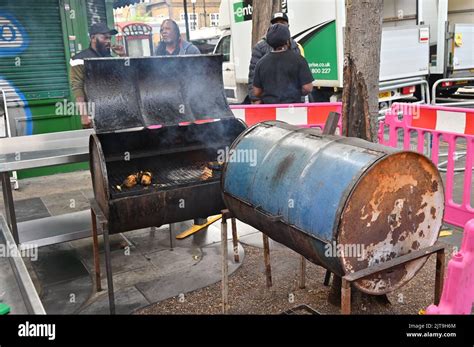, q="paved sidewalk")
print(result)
[0,170,260,314]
